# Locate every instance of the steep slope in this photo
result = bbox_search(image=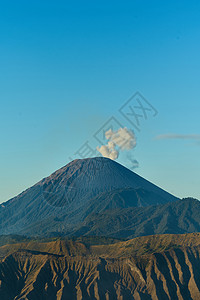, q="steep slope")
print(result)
[0,157,178,236]
[19,197,200,238]
[1,233,200,299]
[40,157,178,207]
[72,197,200,239]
